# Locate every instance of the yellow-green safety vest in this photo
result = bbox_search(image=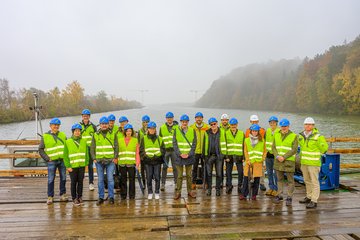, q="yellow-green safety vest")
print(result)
[274,132,297,161]
[44,132,67,161]
[298,129,328,167]
[265,127,280,154]
[118,137,138,165]
[244,137,264,163]
[93,131,115,159]
[226,129,244,156]
[190,123,209,154]
[64,137,88,168]
[143,135,162,158]
[160,124,176,149]
[174,127,195,154]
[80,122,96,146]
